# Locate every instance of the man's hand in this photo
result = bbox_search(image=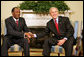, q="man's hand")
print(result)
[24,32,34,39]
[57,38,66,46]
[24,32,32,43]
[24,32,31,39]
[28,32,34,38]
